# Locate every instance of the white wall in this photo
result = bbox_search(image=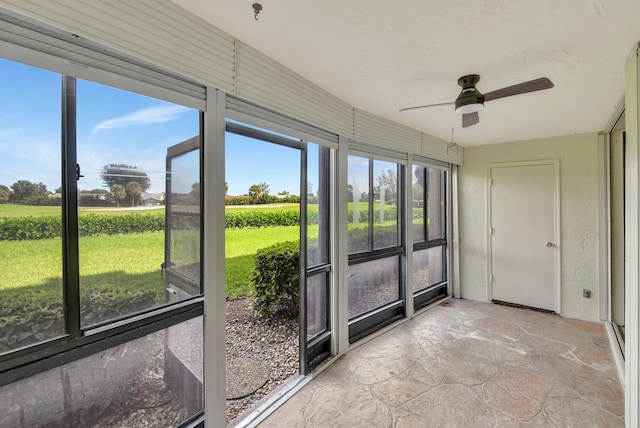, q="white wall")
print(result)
[624,44,640,428]
[458,132,601,322]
